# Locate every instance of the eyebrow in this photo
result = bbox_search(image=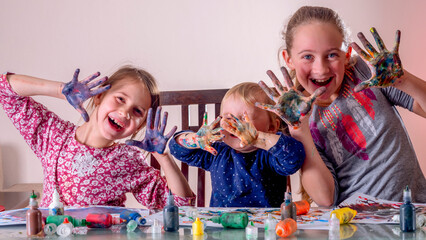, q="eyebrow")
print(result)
[297,47,342,55]
[117,92,147,112]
